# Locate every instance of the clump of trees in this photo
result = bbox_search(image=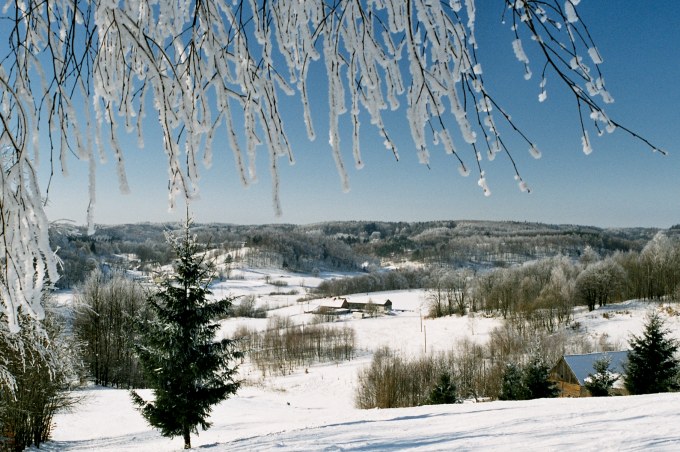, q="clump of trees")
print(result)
[499,355,558,401]
[426,269,474,317]
[228,295,267,319]
[74,270,151,388]
[355,312,610,408]
[241,319,355,376]
[315,268,429,298]
[355,347,449,409]
[465,234,680,335]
